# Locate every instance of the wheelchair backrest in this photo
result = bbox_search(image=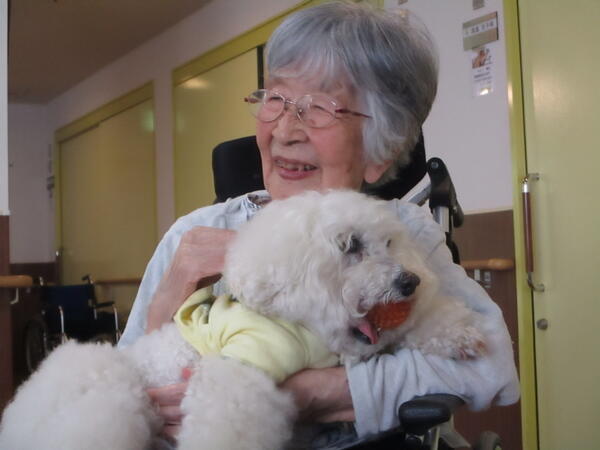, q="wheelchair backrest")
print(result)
[41,283,96,322]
